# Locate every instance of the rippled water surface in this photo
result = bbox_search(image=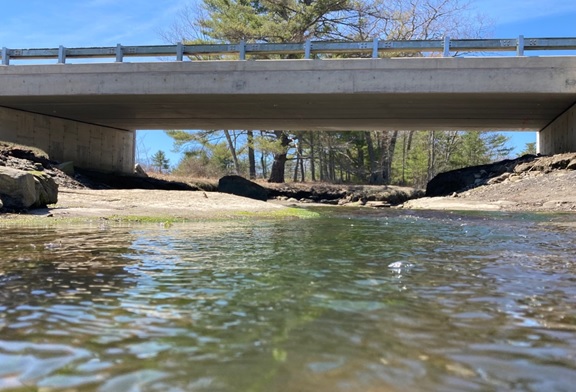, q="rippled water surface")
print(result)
[1,209,576,391]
